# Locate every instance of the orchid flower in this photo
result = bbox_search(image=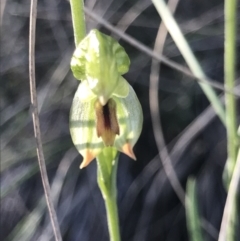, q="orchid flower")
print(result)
[70,29,143,168]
